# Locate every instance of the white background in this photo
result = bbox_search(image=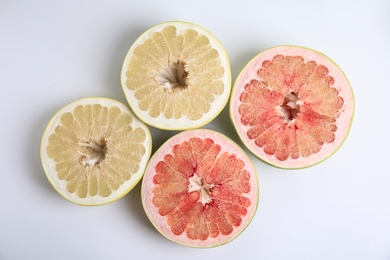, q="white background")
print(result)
[1,0,389,259]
